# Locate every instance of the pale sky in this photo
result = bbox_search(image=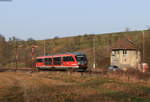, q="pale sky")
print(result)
[0,0,150,40]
